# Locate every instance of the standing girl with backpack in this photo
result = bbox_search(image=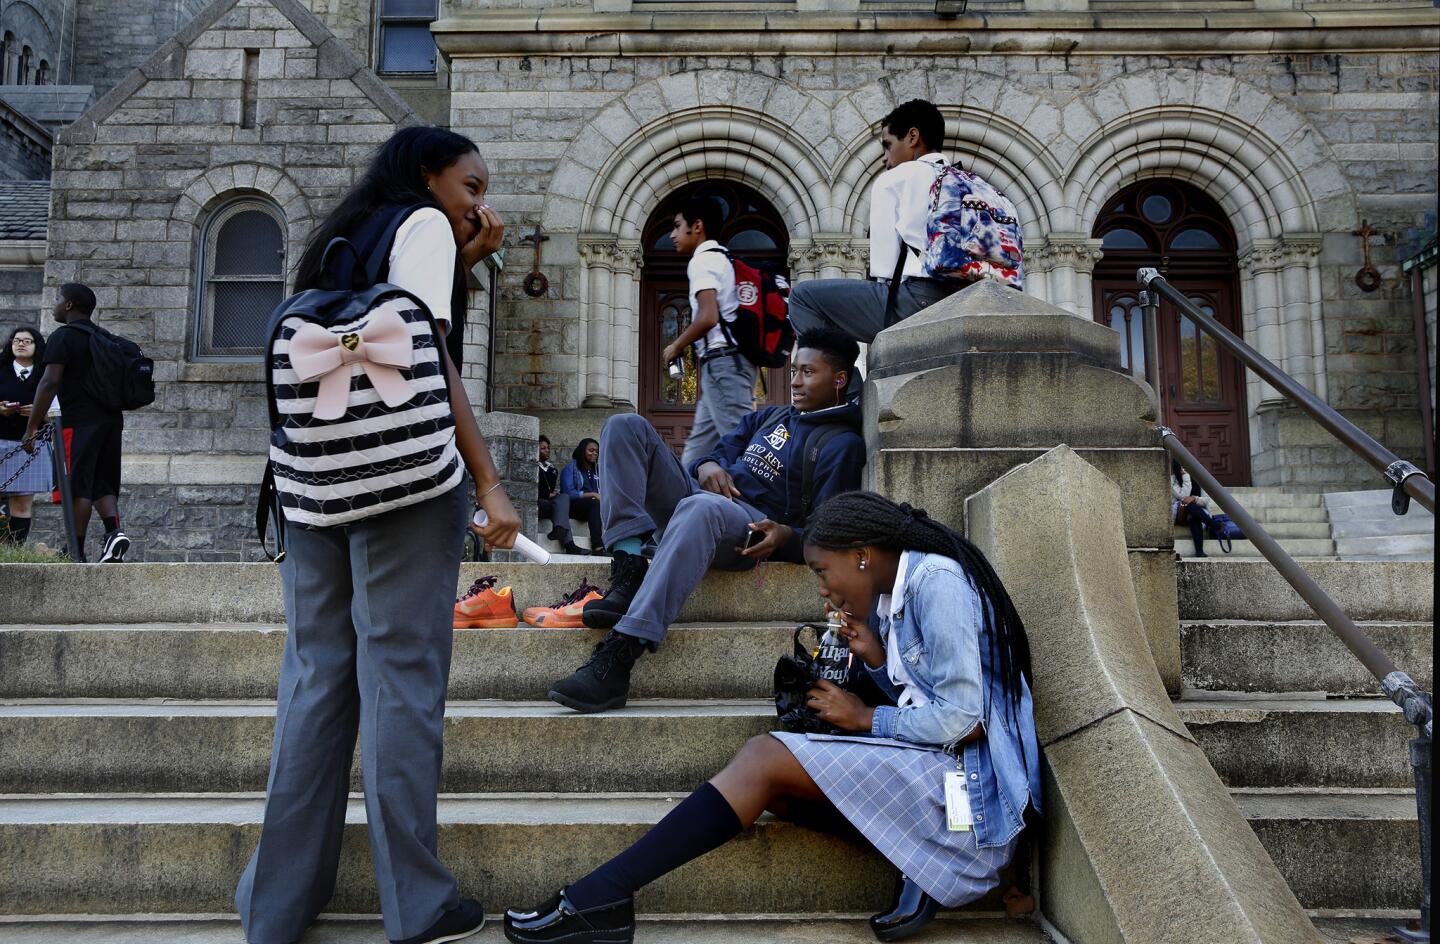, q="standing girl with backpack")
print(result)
[0,326,51,545]
[236,127,519,944]
[504,491,1041,944]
